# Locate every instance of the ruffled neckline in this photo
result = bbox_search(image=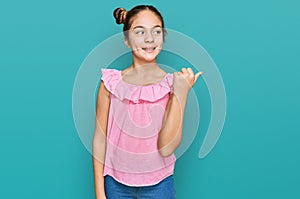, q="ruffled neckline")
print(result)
[101,68,173,103]
[118,70,170,87]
